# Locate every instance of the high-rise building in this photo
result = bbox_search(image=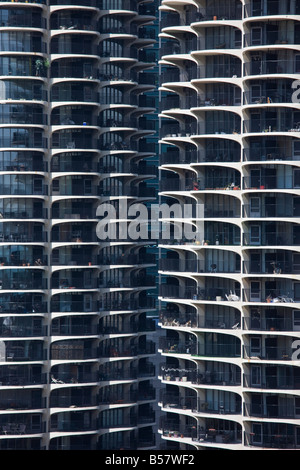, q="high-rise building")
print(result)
[0,0,157,450]
[158,0,300,450]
